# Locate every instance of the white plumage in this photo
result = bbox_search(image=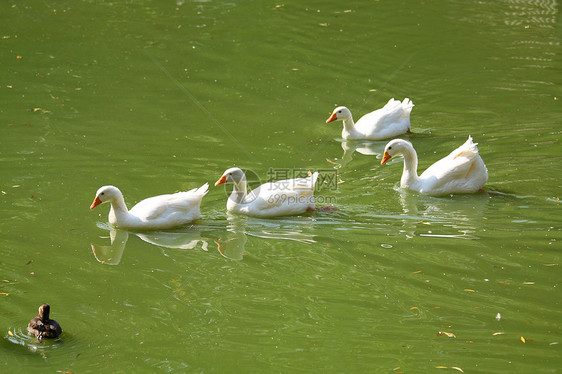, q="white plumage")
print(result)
[90,183,208,230]
[215,167,319,217]
[381,136,488,195]
[326,98,414,140]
